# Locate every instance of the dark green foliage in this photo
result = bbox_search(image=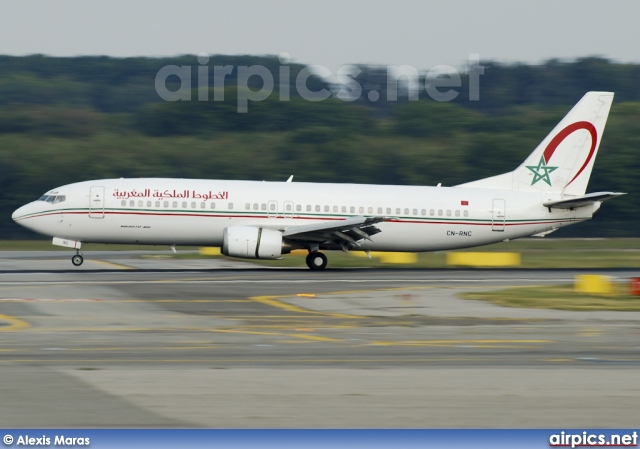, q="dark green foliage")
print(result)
[136,92,374,136]
[391,101,485,137]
